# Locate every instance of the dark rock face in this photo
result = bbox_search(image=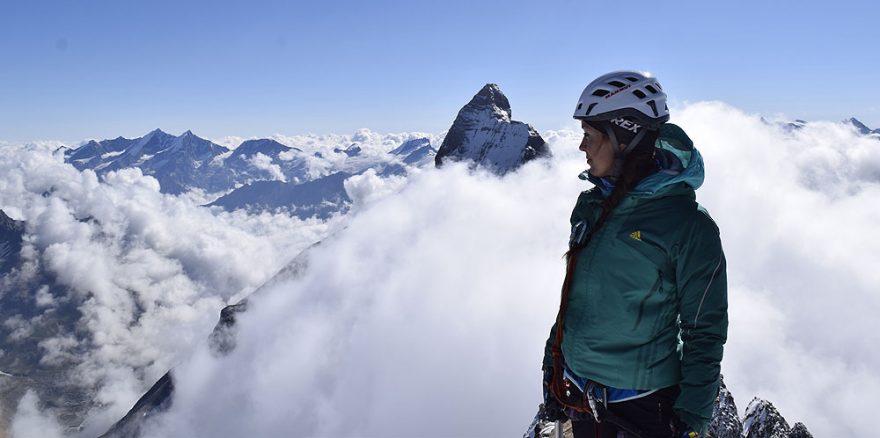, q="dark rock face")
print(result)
[788,422,813,438]
[0,211,91,433]
[435,83,550,174]
[98,372,174,438]
[743,398,790,438]
[98,245,316,437]
[709,376,743,438]
[0,210,24,274]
